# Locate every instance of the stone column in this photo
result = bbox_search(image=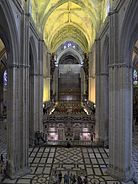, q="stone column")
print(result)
[7,65,20,178]
[7,63,30,179]
[19,63,30,175]
[107,9,135,181]
[99,73,109,143]
[43,49,50,102]
[18,11,30,176]
[43,76,50,102]
[29,73,38,143]
[95,39,101,142]
[29,72,33,144]
[88,76,95,102]
[38,39,43,132]
[108,63,134,181]
[88,47,96,103]
[95,37,109,144]
[6,6,30,179]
